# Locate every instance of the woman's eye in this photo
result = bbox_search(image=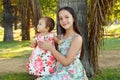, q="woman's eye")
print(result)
[59,18,62,20]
